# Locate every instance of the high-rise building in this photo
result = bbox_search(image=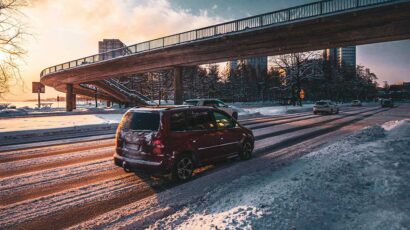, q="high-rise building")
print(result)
[324,46,356,73]
[229,56,268,81]
[98,39,127,60]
